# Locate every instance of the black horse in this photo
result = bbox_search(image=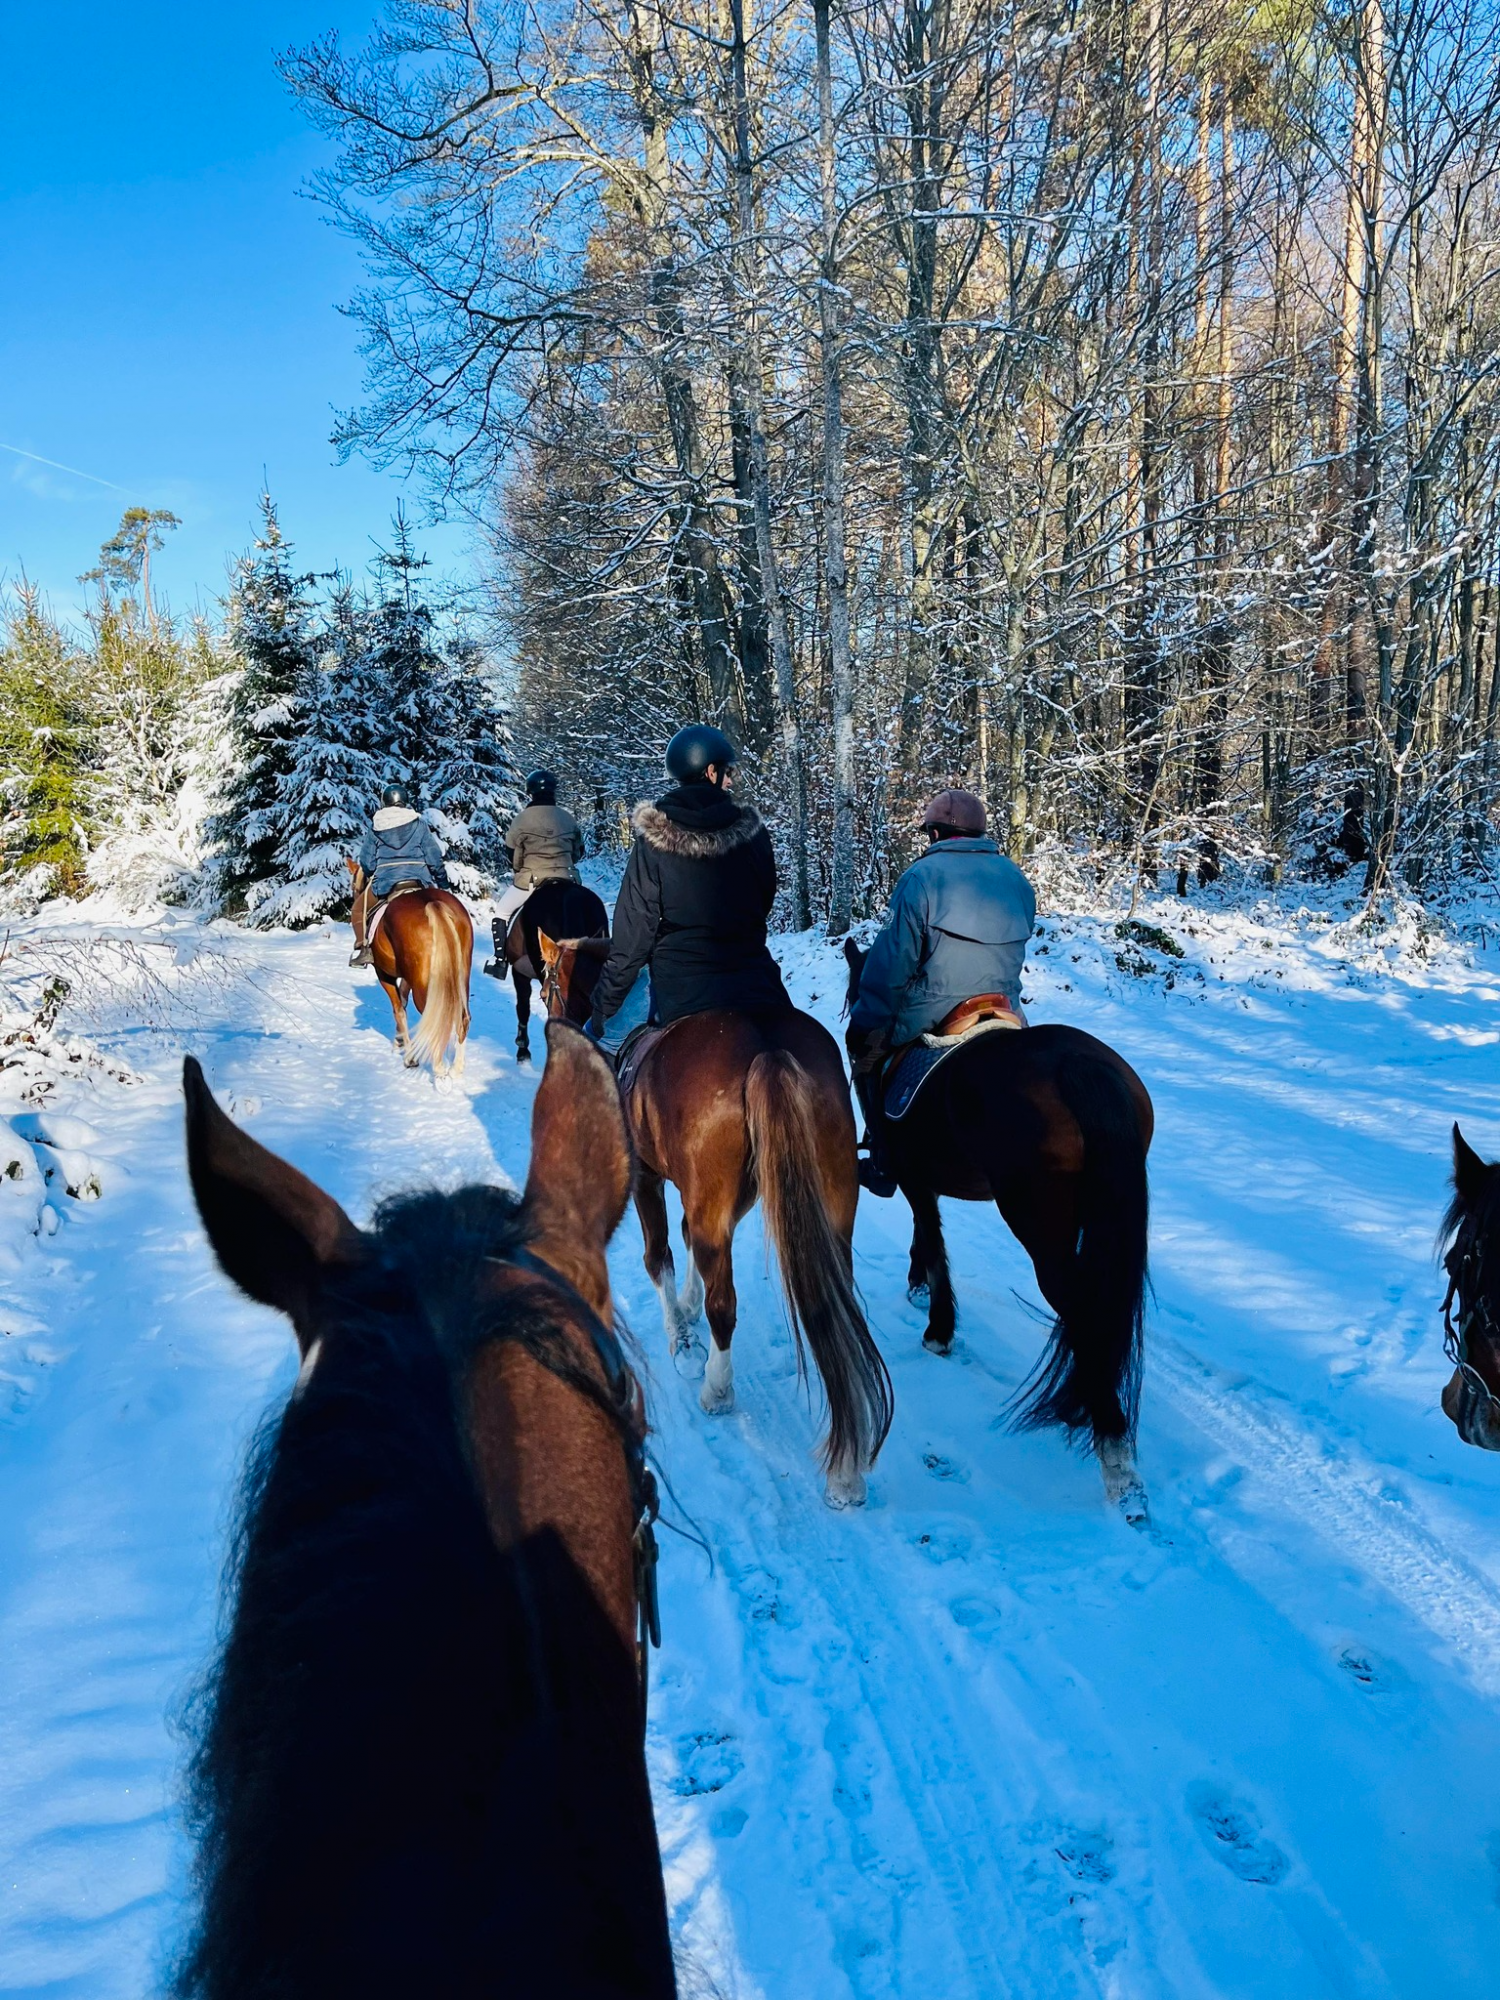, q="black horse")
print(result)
[497,879,609,1062]
[1440,1123,1500,1451]
[844,938,1153,1518]
[174,1028,675,1999]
